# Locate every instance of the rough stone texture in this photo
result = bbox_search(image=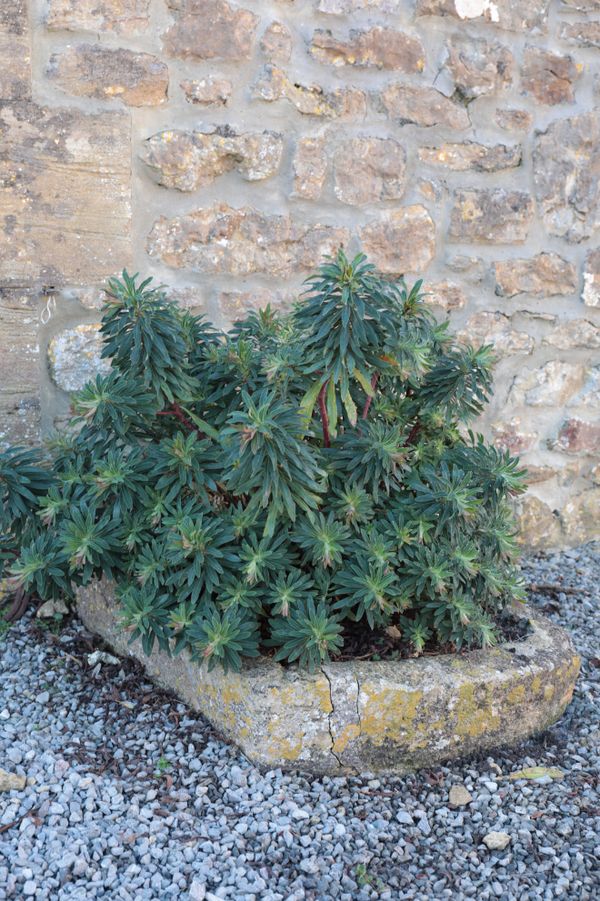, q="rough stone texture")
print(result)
[572,366,600,411]
[491,418,538,454]
[0,102,131,287]
[359,207,436,274]
[515,496,563,549]
[0,0,598,545]
[181,77,232,106]
[418,142,521,172]
[253,66,366,118]
[292,135,328,200]
[0,1,30,101]
[457,312,534,355]
[521,48,579,106]
[553,418,600,455]
[309,27,425,72]
[147,204,350,278]
[333,137,406,205]
[449,189,533,243]
[583,249,600,307]
[316,0,403,11]
[495,108,532,131]
[76,579,580,775]
[141,129,284,191]
[561,489,600,542]
[0,768,27,792]
[380,84,469,129]
[559,21,600,49]
[494,253,578,297]
[510,362,587,408]
[163,0,258,61]
[425,281,467,311]
[260,21,293,64]
[48,44,169,107]
[543,320,600,350]
[533,114,600,243]
[444,36,514,100]
[46,0,150,33]
[218,289,296,321]
[0,289,40,446]
[48,325,108,393]
[415,0,550,33]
